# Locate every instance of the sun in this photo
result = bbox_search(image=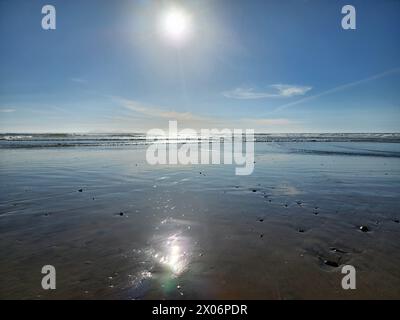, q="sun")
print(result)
[160,7,192,45]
